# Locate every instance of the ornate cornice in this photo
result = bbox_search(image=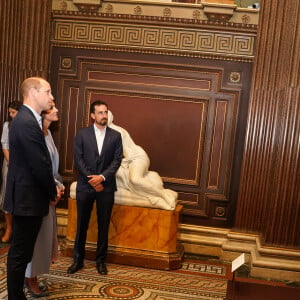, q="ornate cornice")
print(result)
[74,3,102,12]
[51,18,255,61]
[203,2,235,22]
[52,0,259,29]
[52,1,258,62]
[52,42,253,62]
[73,0,102,12]
[52,10,258,31]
